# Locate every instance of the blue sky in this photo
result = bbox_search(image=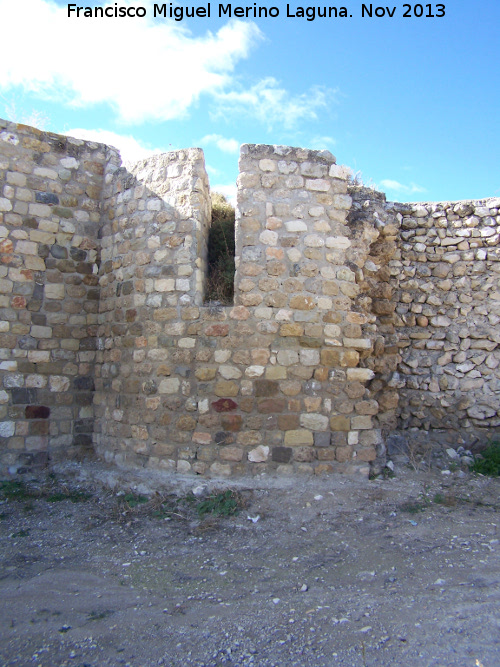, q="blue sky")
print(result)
[1,0,499,203]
